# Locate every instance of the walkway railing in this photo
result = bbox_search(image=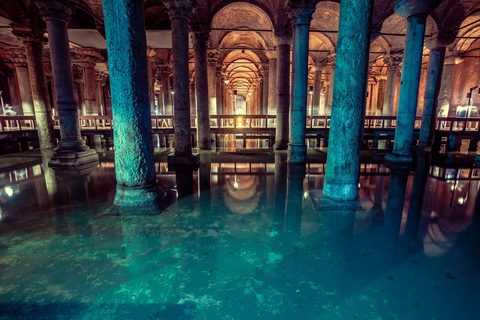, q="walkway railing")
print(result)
[0,114,477,133]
